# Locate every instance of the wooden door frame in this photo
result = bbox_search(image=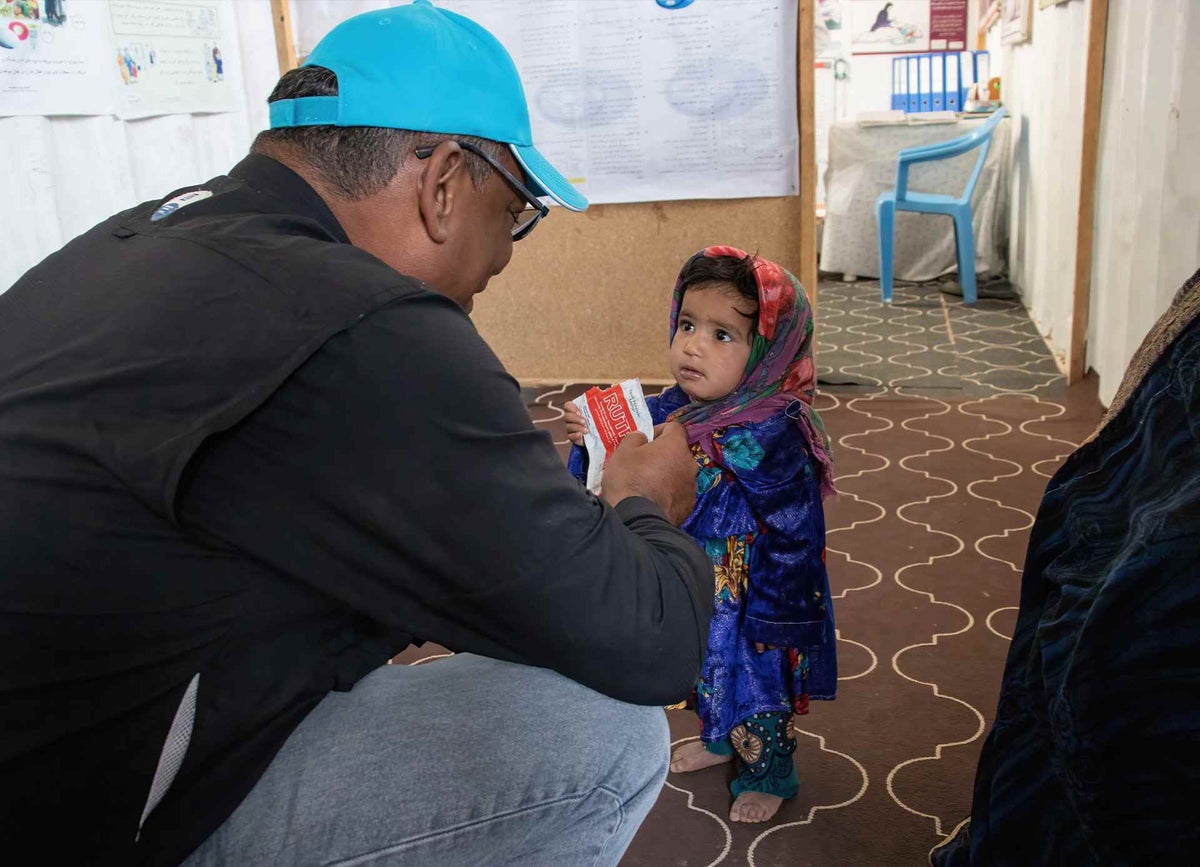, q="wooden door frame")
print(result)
[798,0,818,321]
[1068,0,1111,383]
[270,0,297,76]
